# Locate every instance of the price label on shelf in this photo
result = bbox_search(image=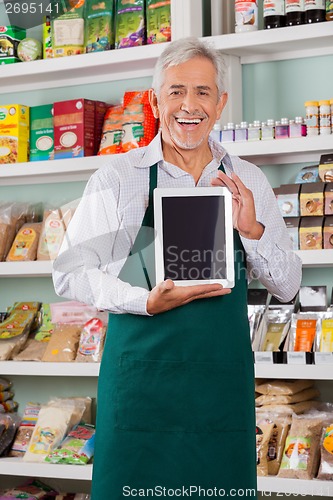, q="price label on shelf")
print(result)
[314,352,333,365]
[287,352,307,364]
[254,352,273,364]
